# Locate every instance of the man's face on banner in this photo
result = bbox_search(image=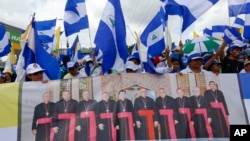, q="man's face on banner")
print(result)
[43,92,51,103]
[139,88,147,98]
[82,90,90,101]
[62,90,71,101]
[119,91,126,100]
[102,92,109,101]
[159,88,166,98]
